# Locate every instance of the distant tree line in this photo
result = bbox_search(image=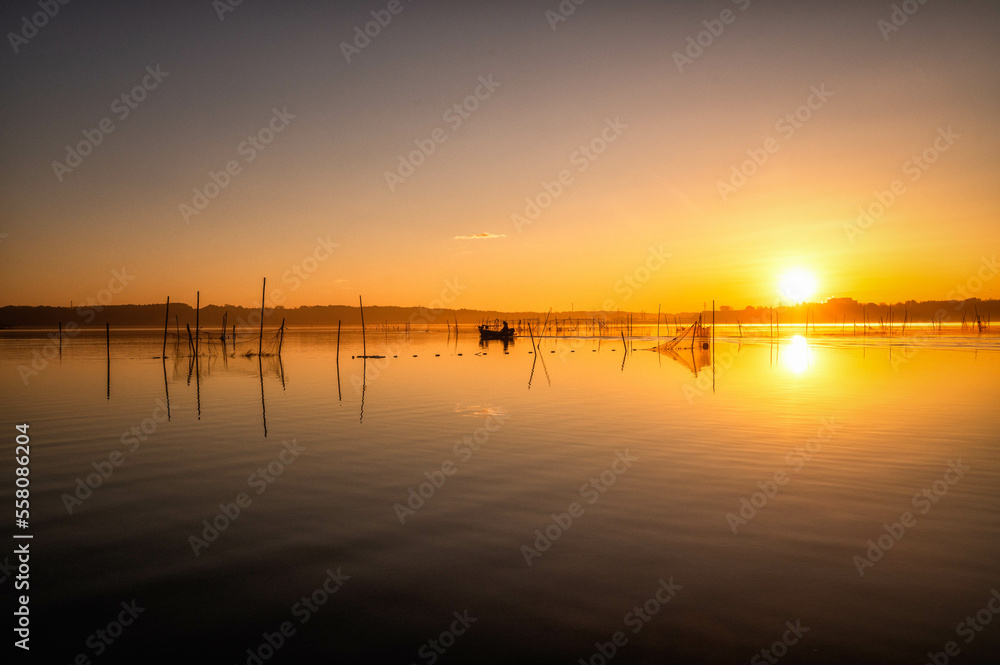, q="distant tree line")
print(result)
[1,298,996,329]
